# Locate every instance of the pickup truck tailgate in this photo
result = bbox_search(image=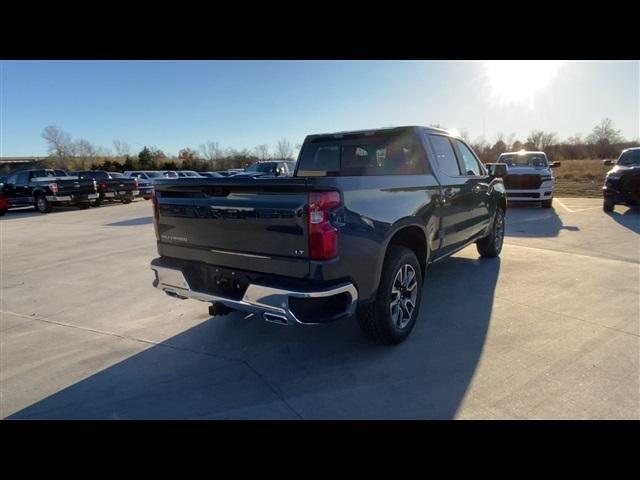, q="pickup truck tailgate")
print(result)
[54,179,97,196]
[155,178,311,268]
